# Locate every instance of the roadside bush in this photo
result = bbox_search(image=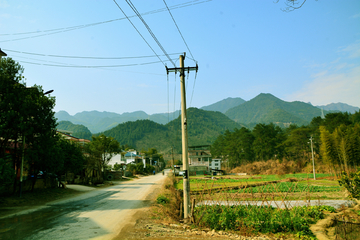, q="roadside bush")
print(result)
[156,194,169,205]
[338,169,360,200]
[144,164,155,174]
[127,162,144,175]
[113,163,122,171]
